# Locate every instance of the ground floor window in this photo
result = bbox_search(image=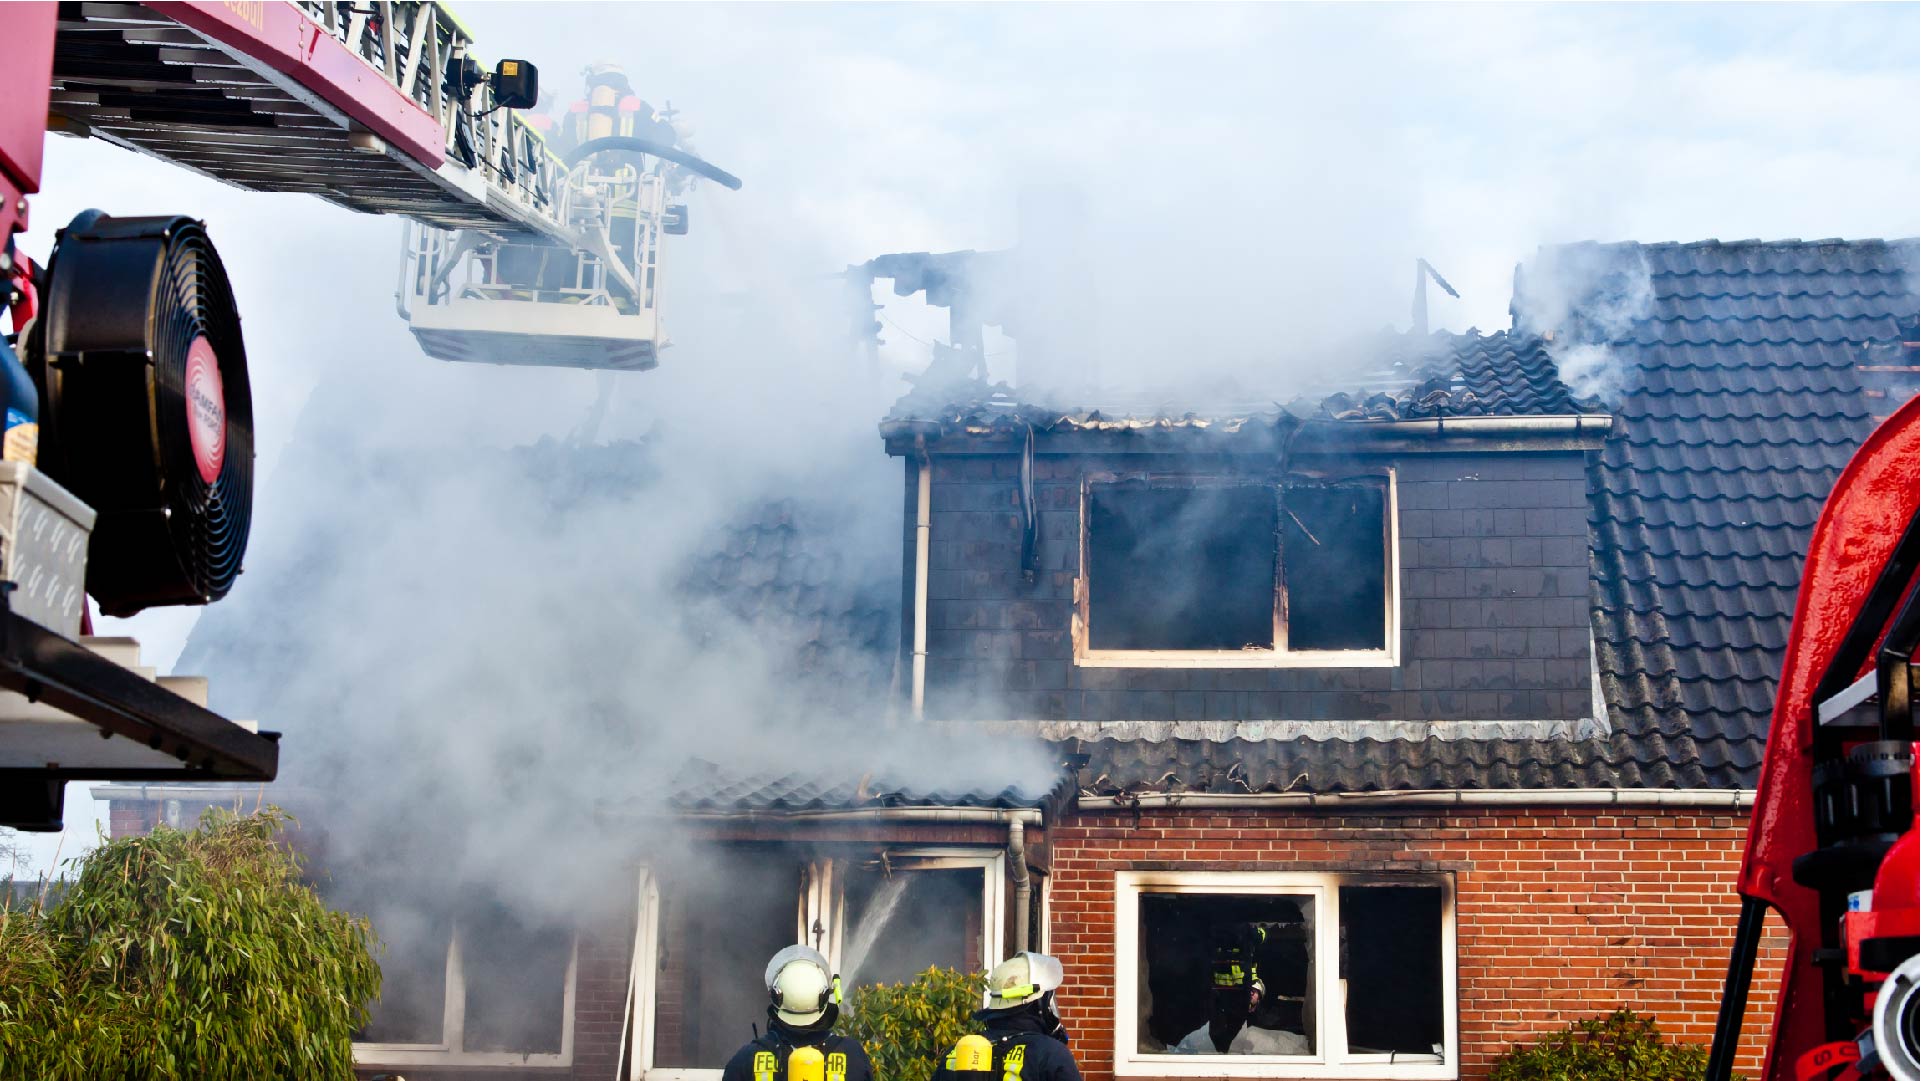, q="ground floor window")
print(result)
[341,889,578,1069]
[1115,871,1455,1079]
[636,846,1005,1081]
